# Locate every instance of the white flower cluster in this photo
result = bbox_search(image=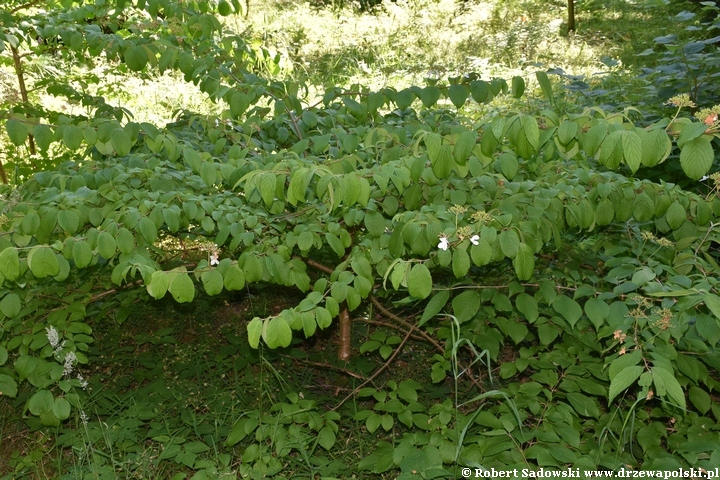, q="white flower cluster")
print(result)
[46,326,65,355]
[46,326,88,389]
[209,244,220,266]
[437,235,480,251]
